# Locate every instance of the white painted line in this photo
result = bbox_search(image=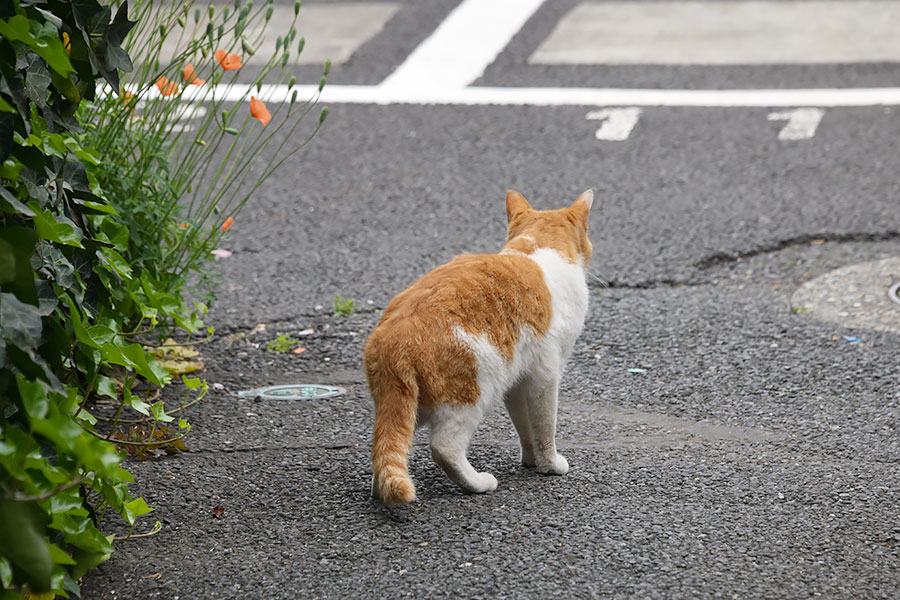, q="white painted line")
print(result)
[586,108,641,140]
[767,108,825,140]
[380,0,545,91]
[185,84,900,108]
